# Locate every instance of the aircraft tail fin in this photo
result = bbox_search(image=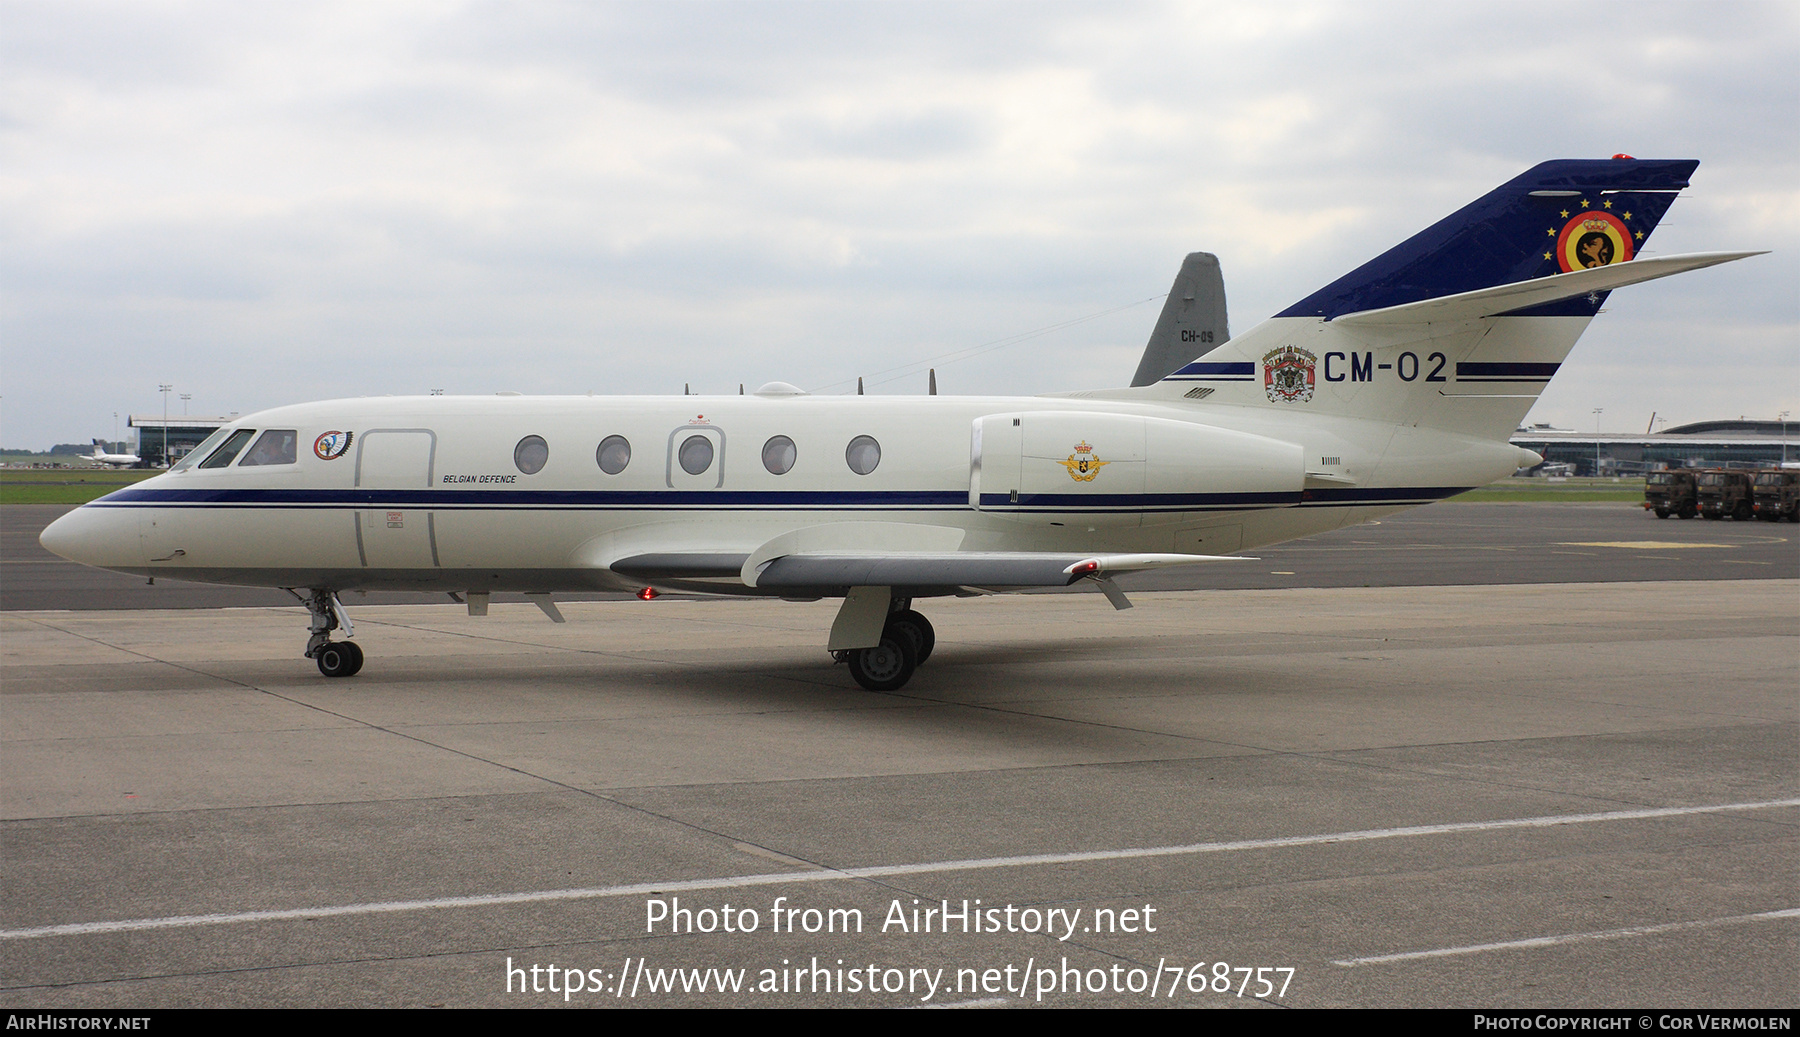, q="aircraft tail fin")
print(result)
[1131,252,1228,386]
[1147,158,1762,443]
[1276,157,1698,320]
